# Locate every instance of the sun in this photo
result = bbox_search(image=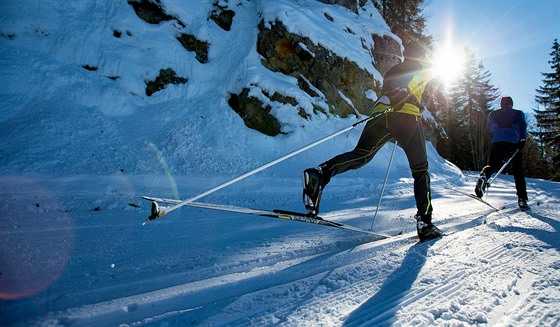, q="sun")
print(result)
[431,45,466,88]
